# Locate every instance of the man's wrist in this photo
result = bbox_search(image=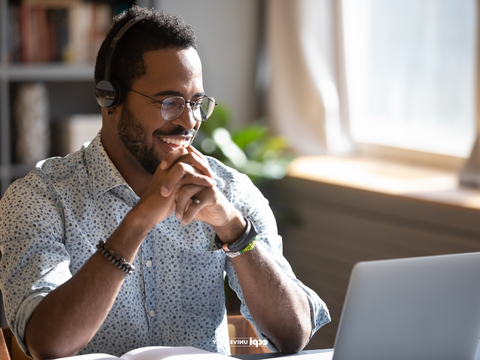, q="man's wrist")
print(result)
[215,217,258,254]
[126,201,160,232]
[211,212,247,244]
[107,209,153,260]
